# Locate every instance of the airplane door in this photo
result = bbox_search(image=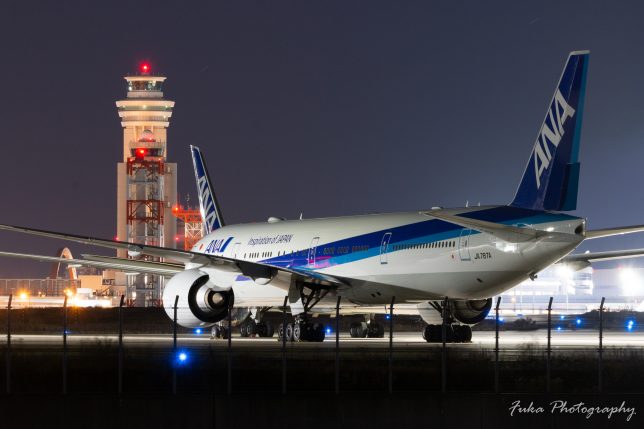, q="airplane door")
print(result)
[380,232,392,264]
[307,237,319,266]
[231,243,241,258]
[458,229,471,261]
